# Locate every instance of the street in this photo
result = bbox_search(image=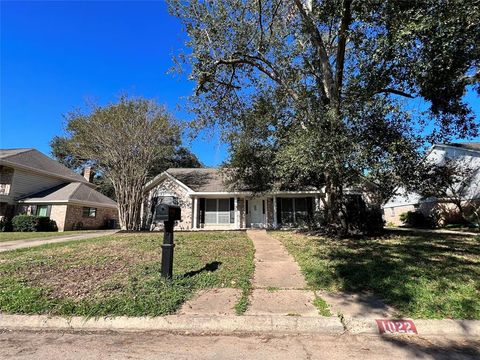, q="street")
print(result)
[1,329,479,360]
